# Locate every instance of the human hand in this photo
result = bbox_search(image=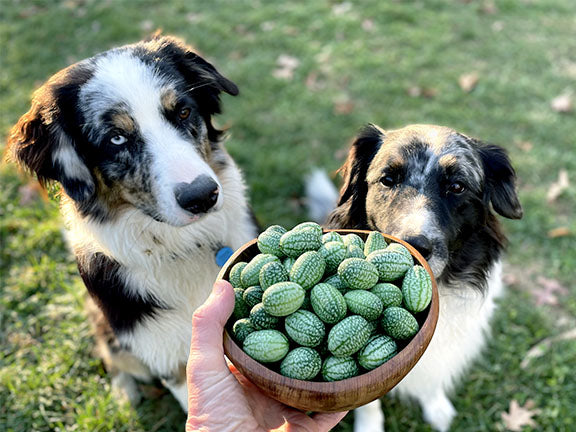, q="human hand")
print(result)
[186,280,348,432]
